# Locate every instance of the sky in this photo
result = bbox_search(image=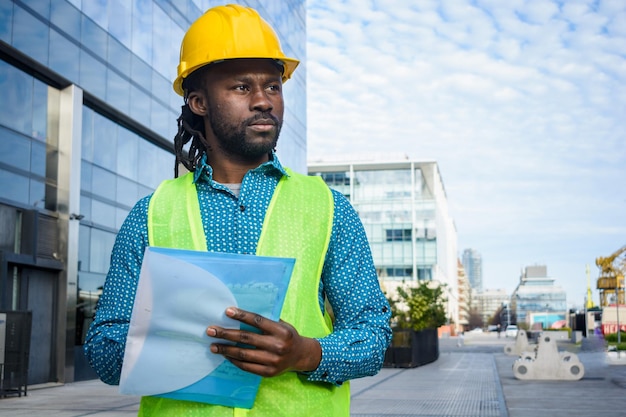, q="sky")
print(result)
[305,0,626,308]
